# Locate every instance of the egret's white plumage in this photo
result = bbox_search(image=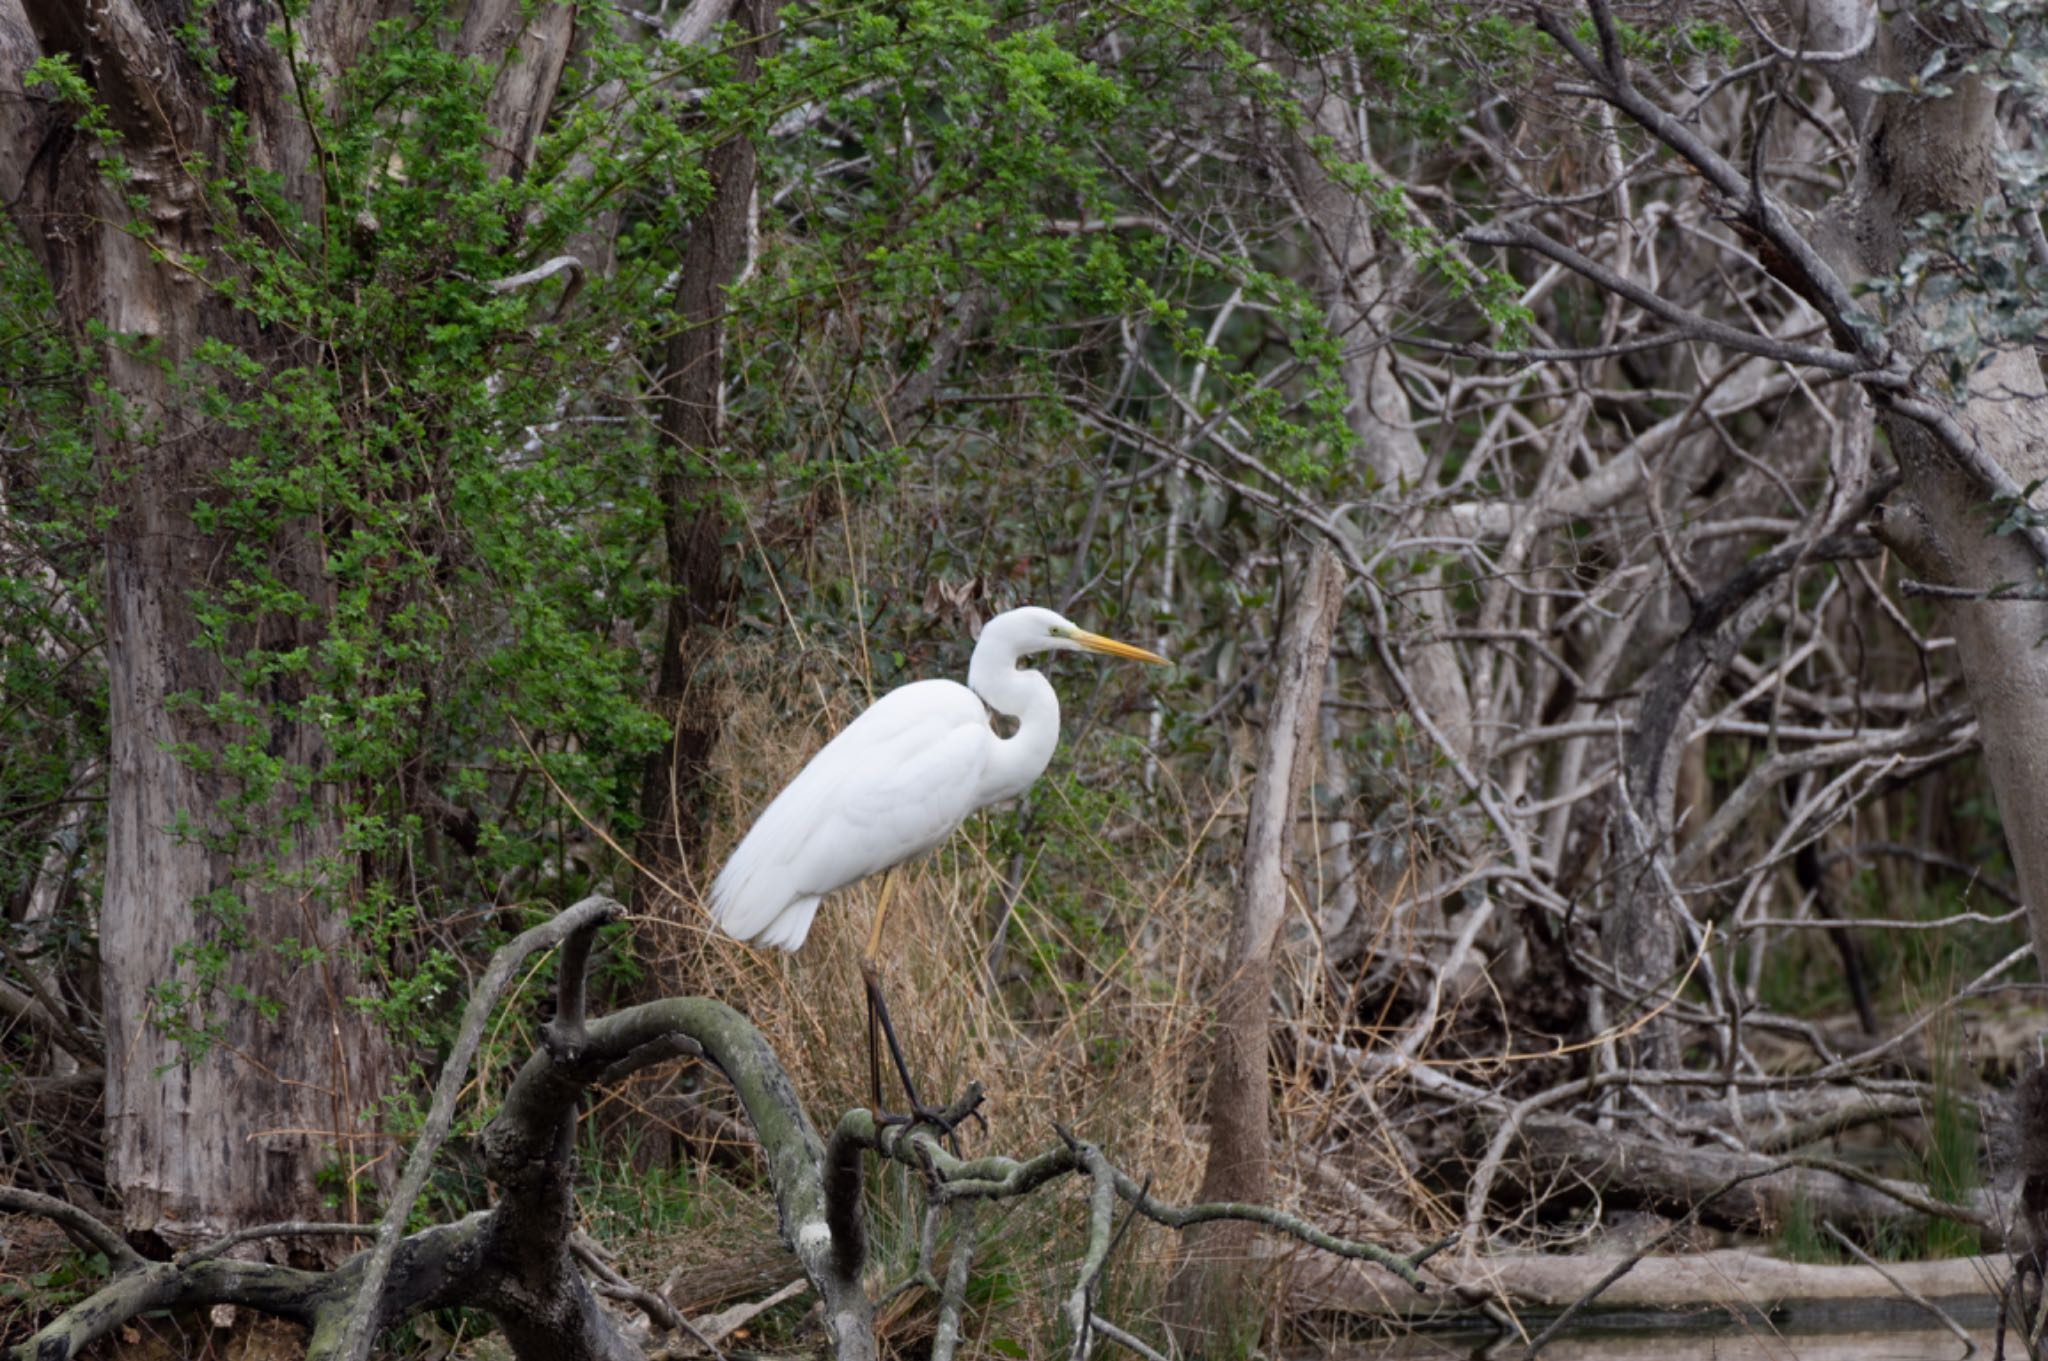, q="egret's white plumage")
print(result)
[709,606,1166,952]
